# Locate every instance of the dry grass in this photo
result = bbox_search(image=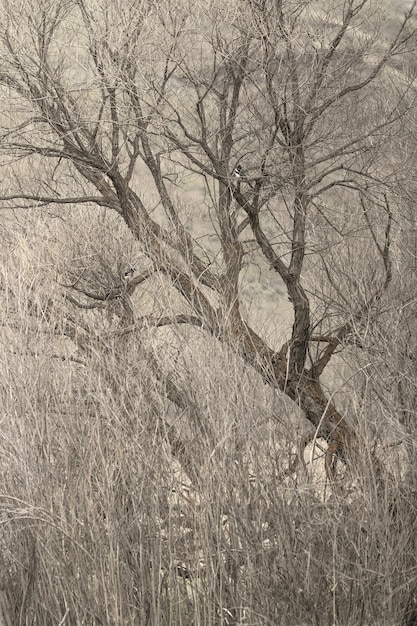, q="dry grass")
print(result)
[0,211,415,626]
